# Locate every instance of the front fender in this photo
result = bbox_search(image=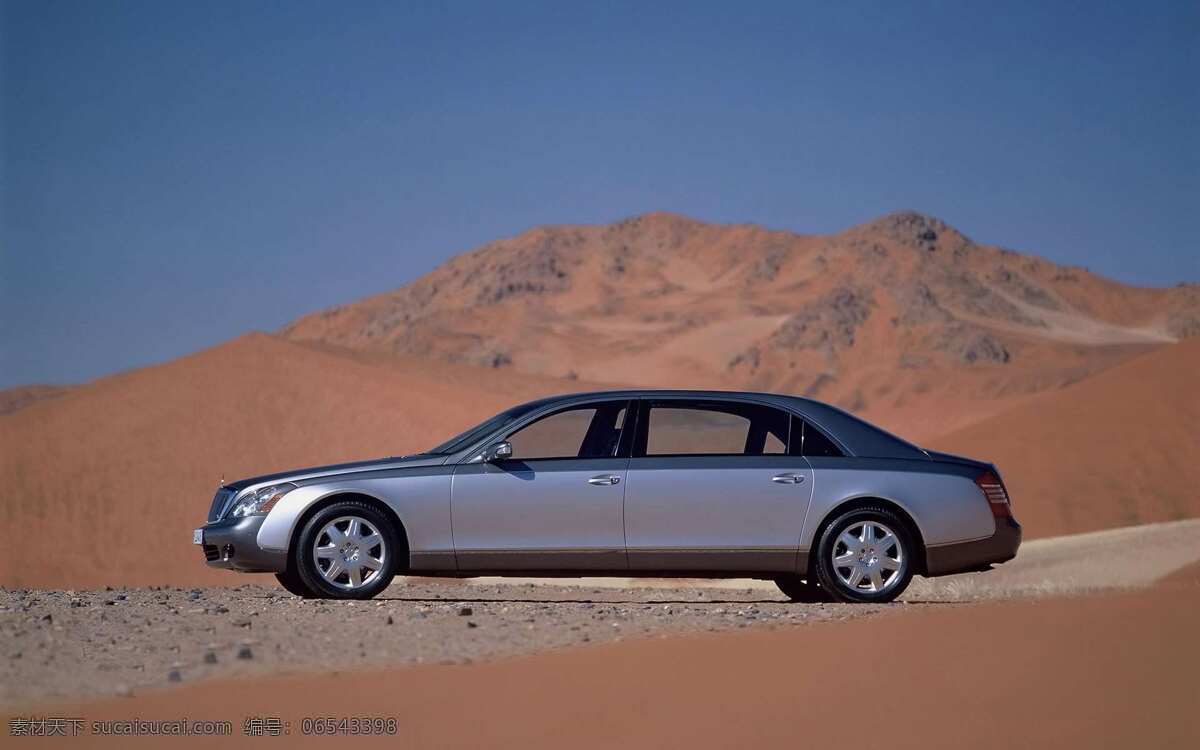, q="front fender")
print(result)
[256,471,455,562]
[256,484,391,551]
